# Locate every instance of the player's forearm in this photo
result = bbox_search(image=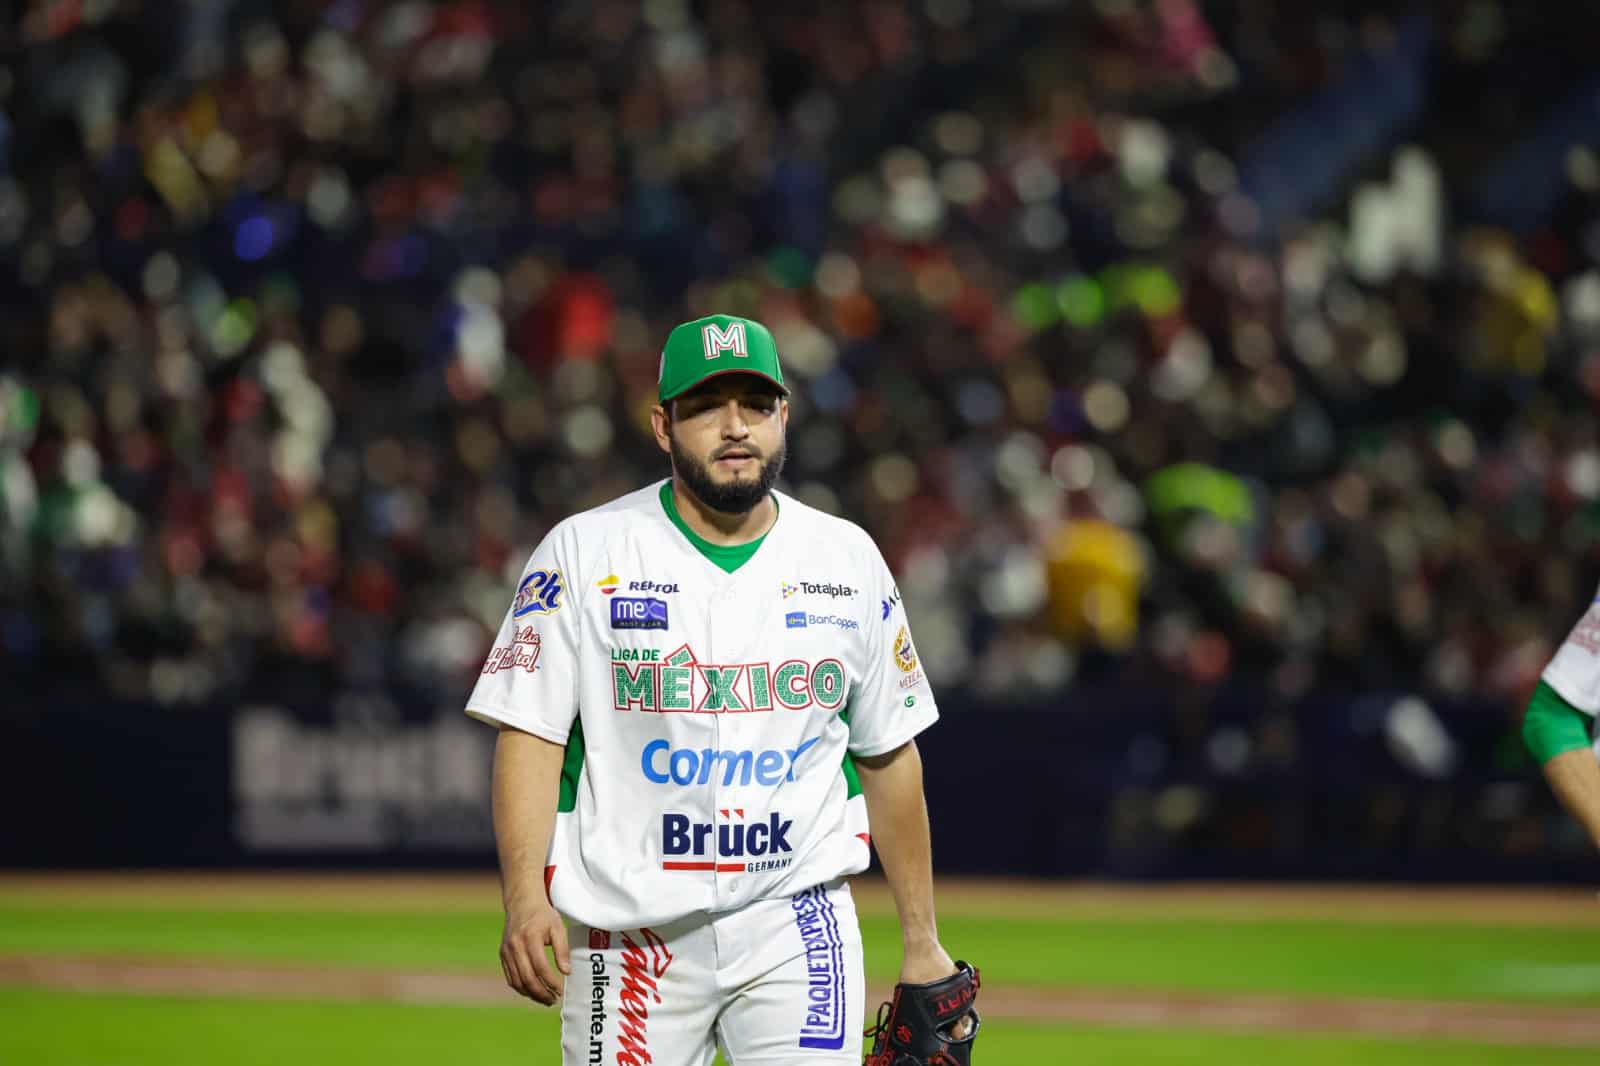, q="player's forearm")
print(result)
[1542,748,1600,849]
[856,740,940,951]
[491,726,566,912]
